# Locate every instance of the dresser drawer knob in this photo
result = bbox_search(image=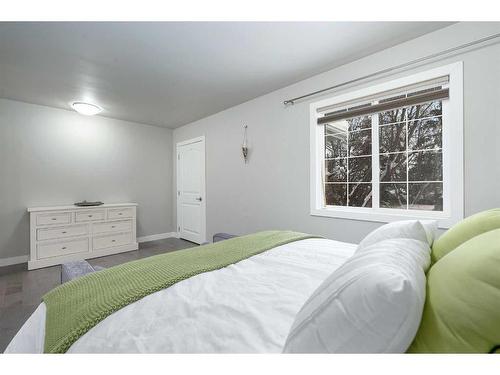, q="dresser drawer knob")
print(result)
[88,215,93,218]
[51,218,57,221]
[62,231,67,234]
[62,246,67,250]
[118,213,123,215]
[111,240,116,242]
[111,226,116,228]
